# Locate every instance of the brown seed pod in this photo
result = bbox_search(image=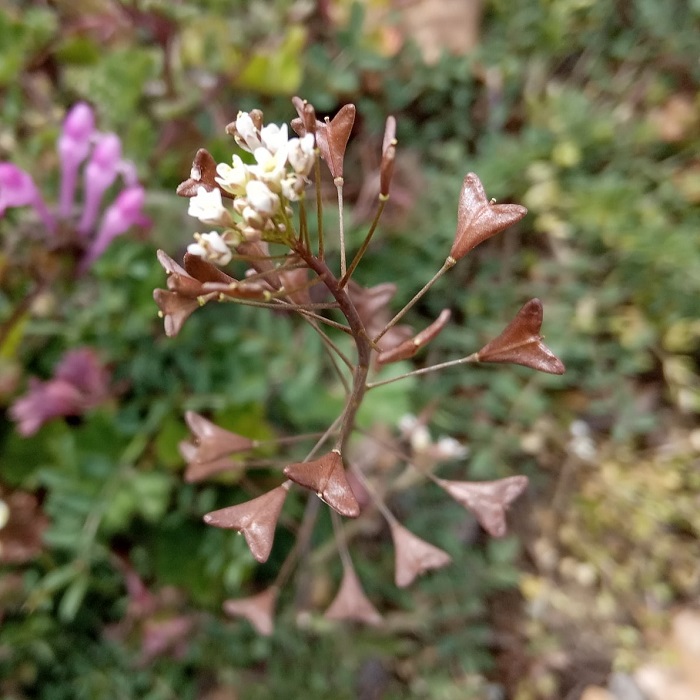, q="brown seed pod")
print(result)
[284,450,360,518]
[450,173,527,261]
[476,299,565,375]
[203,485,289,563]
